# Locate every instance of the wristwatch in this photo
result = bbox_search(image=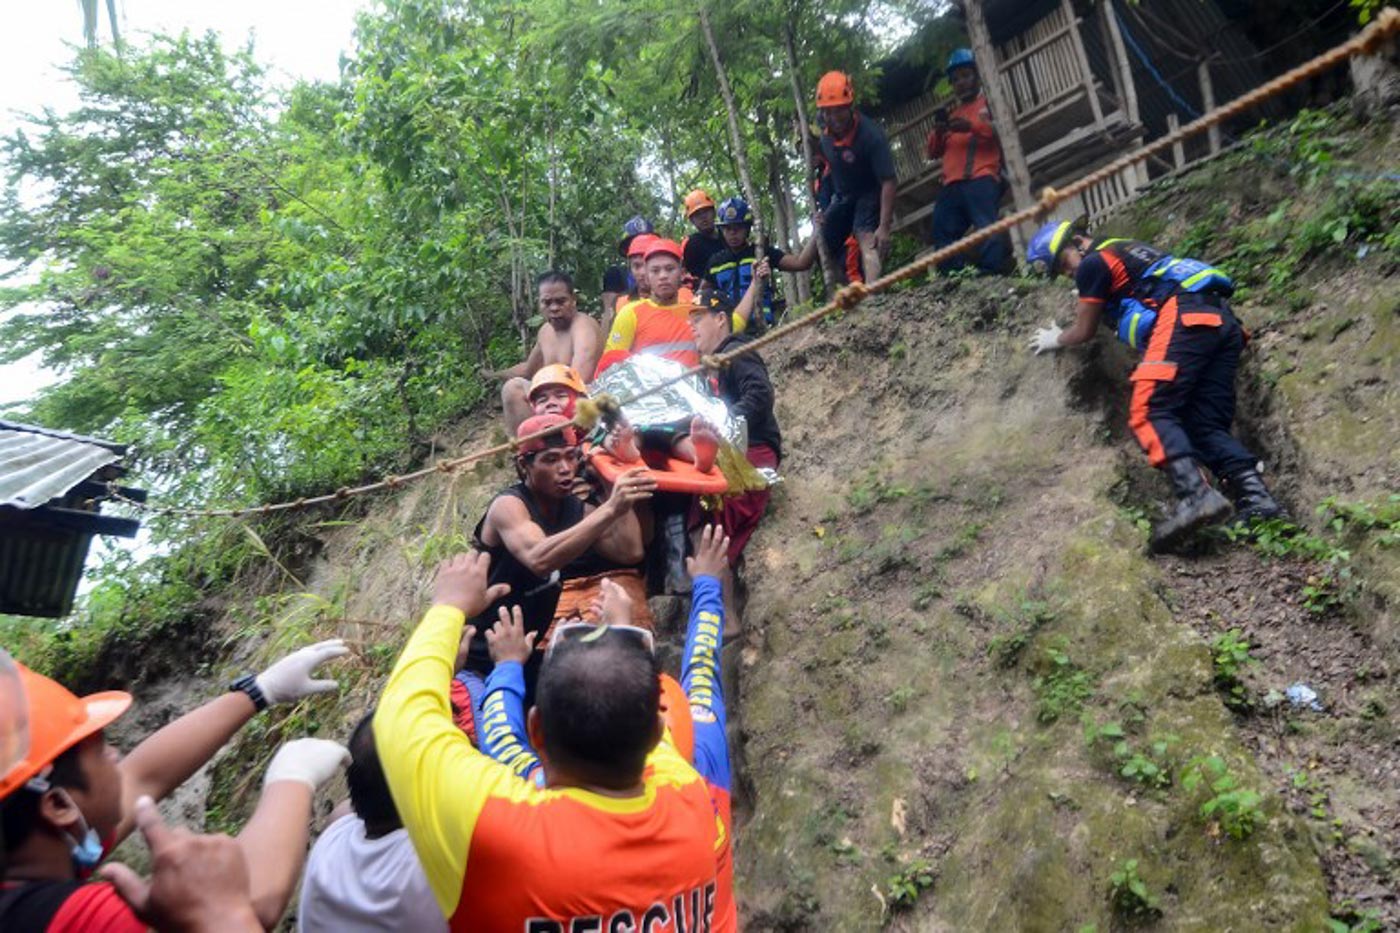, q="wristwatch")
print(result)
[229,674,269,712]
